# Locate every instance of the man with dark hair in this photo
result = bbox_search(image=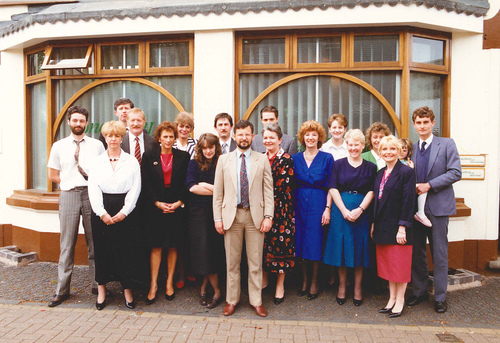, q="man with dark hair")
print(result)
[113,98,135,124]
[406,106,461,313]
[47,105,105,307]
[251,106,298,155]
[213,120,274,317]
[214,112,236,154]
